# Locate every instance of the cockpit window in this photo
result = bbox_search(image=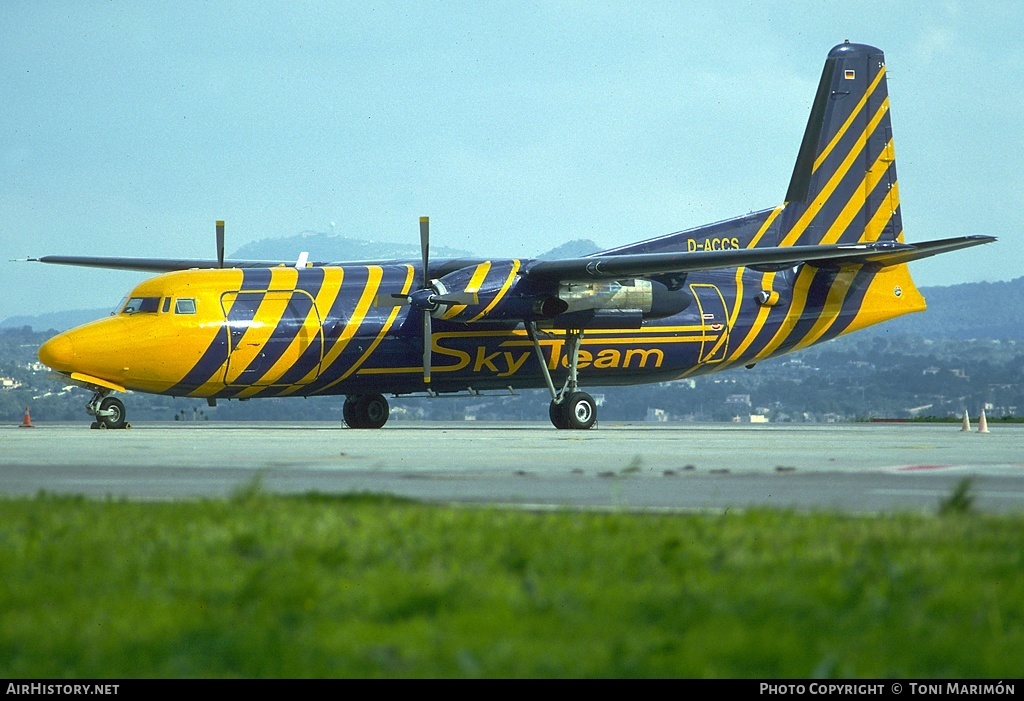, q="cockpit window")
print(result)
[162,297,172,313]
[175,298,197,314]
[122,297,161,314]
